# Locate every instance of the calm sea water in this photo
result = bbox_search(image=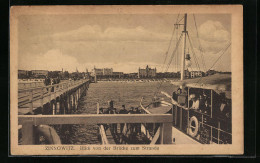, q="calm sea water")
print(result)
[68,81,176,144]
